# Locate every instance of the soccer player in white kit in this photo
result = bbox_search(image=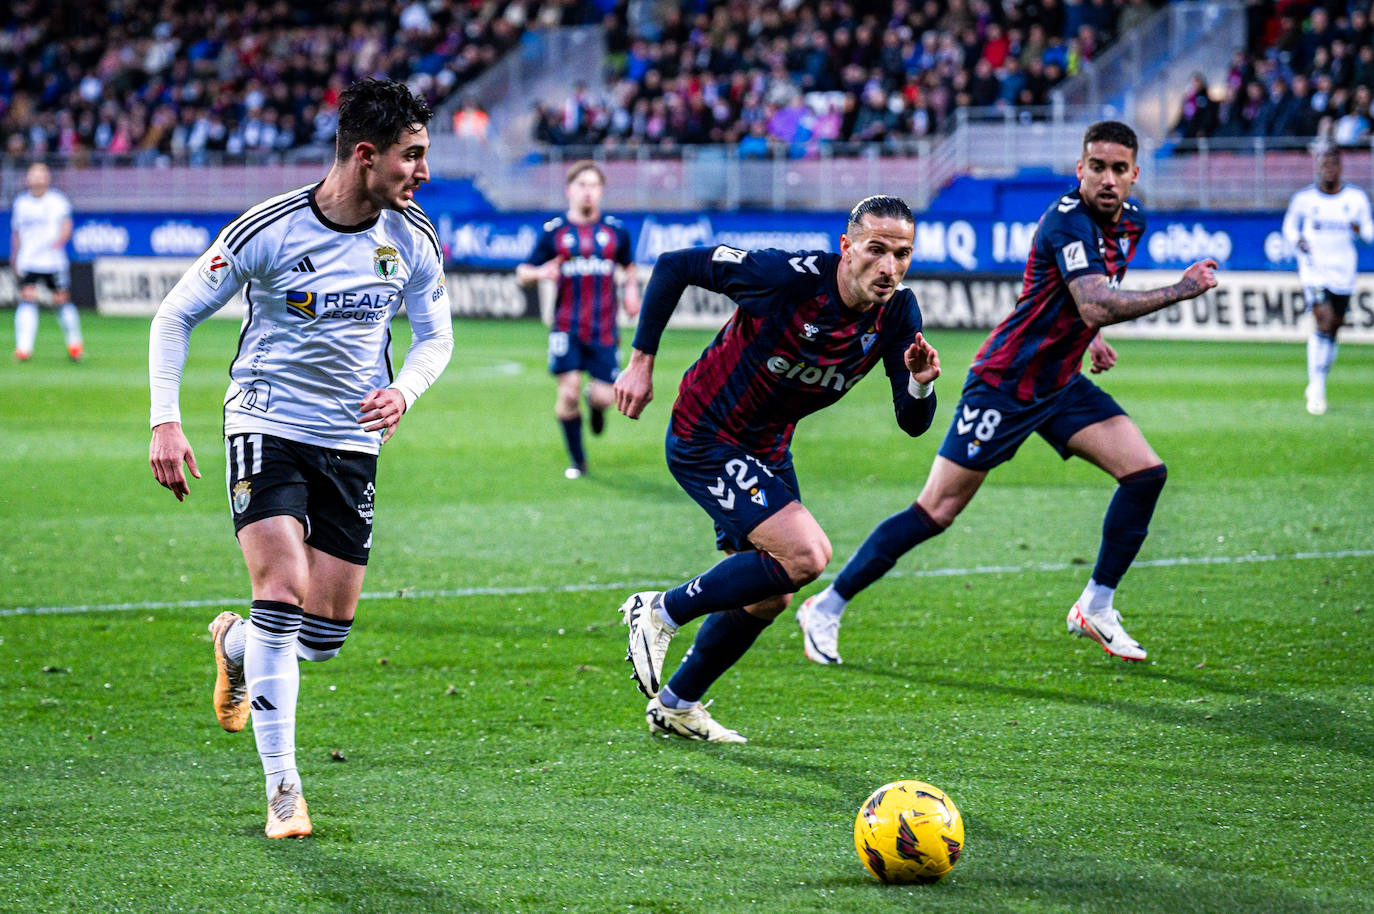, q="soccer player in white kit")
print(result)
[1281,148,1373,415]
[10,163,81,361]
[148,79,453,838]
